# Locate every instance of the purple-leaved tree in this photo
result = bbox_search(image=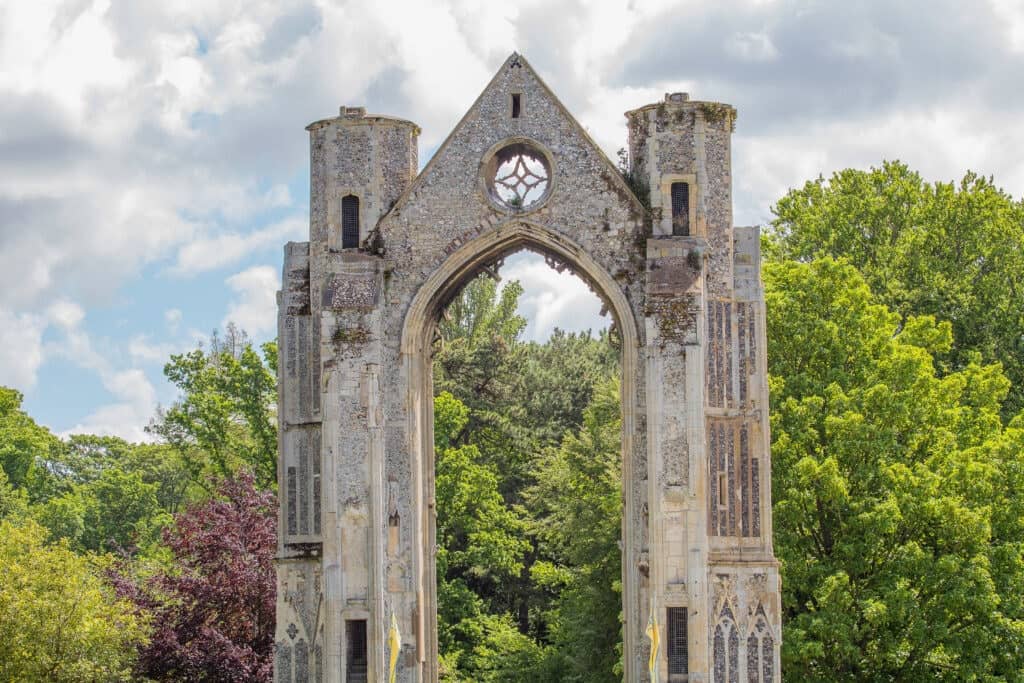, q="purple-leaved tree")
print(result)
[126,473,277,682]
